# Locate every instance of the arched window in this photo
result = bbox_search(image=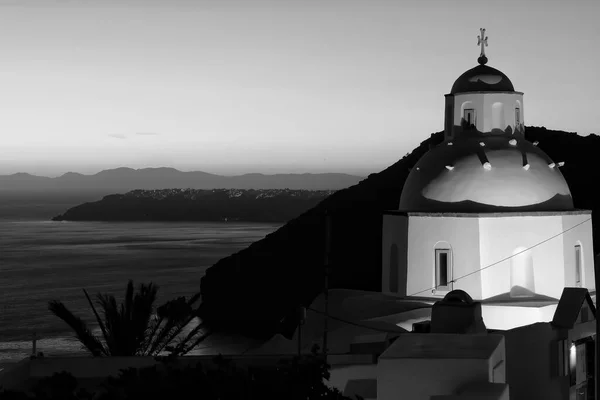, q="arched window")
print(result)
[389,244,399,293]
[575,243,583,287]
[510,247,535,297]
[434,242,452,292]
[461,101,475,130]
[492,102,504,131]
